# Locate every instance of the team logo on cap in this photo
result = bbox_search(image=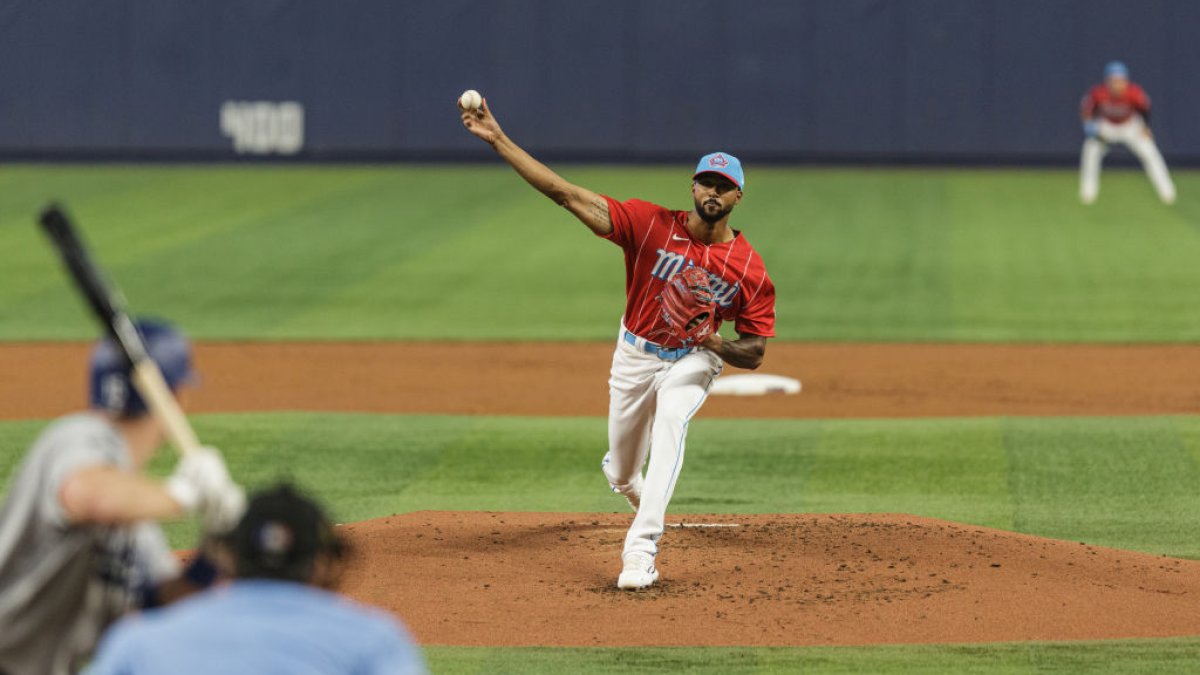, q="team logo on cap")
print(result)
[258,521,294,555]
[101,374,128,411]
[708,154,729,168]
